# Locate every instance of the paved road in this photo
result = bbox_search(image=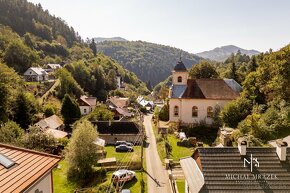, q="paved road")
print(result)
[144,114,172,193]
